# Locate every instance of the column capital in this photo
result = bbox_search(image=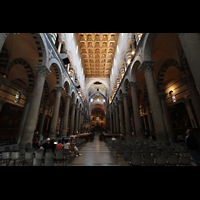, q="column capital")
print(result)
[118,99,123,104]
[65,94,71,99]
[114,104,118,109]
[128,81,138,89]
[34,65,51,78]
[139,60,156,73]
[54,85,65,92]
[122,92,129,99]
[110,105,115,111]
